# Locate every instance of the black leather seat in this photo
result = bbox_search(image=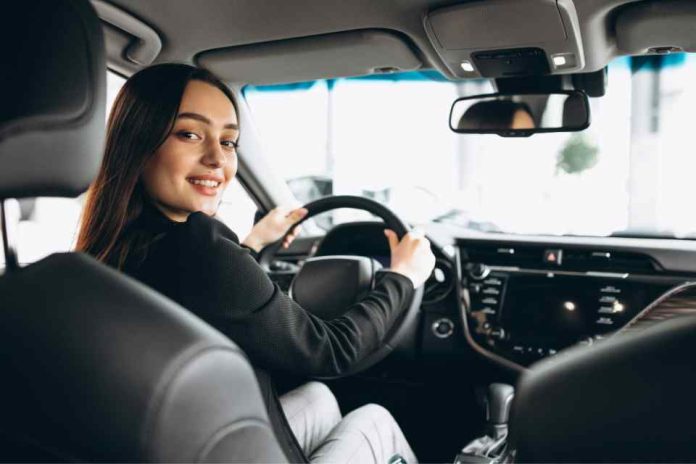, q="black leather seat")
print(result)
[0,1,286,461]
[511,310,696,462]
